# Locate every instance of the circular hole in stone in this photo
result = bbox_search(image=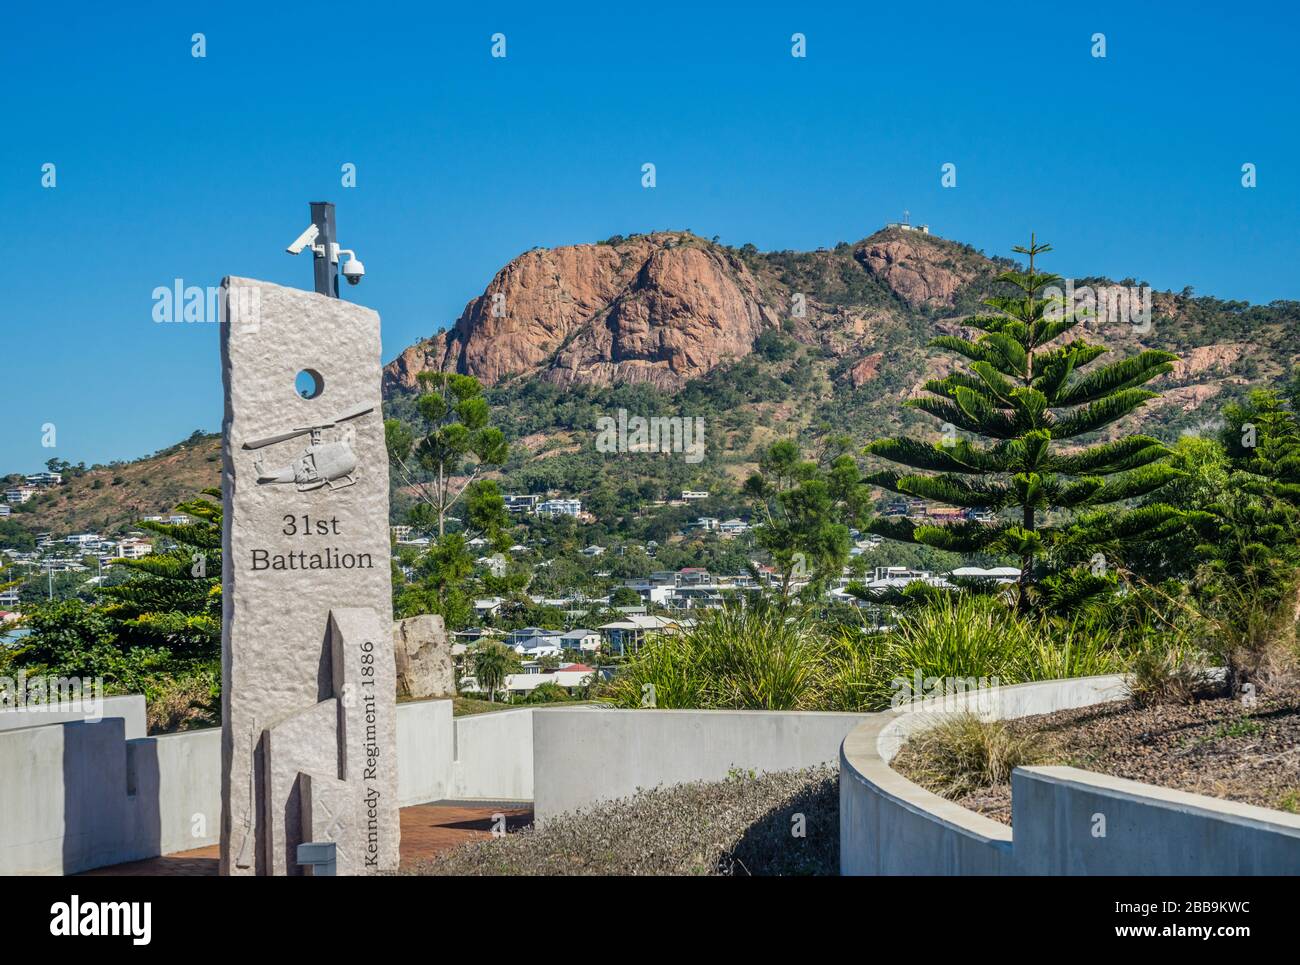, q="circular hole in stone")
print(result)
[295,369,324,399]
